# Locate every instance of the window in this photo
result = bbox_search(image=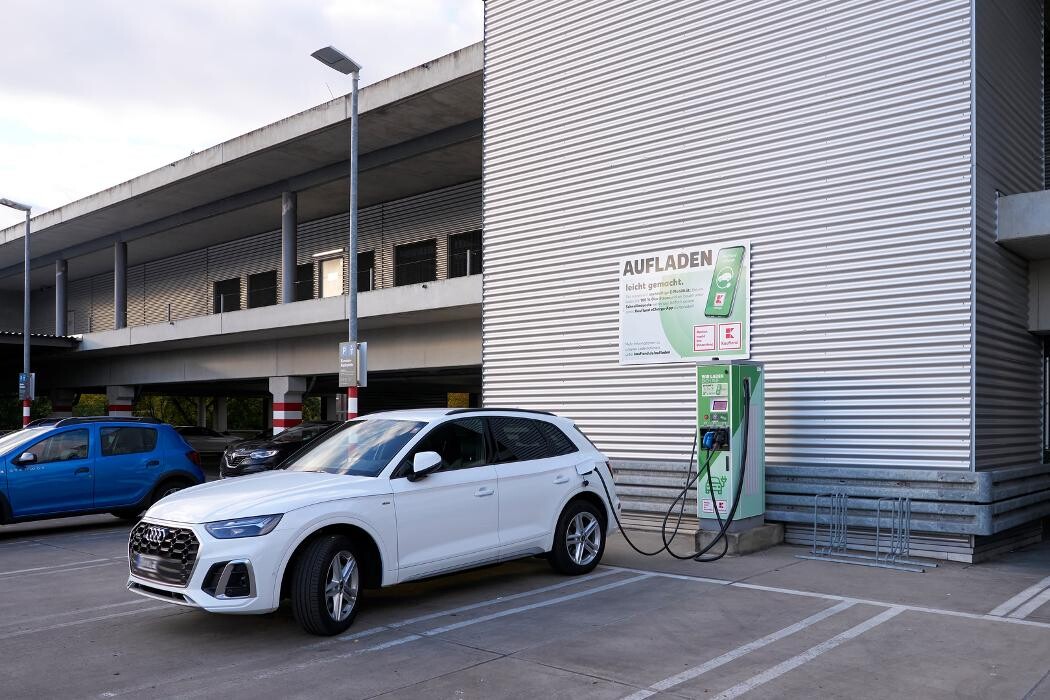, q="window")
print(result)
[358,251,376,292]
[285,419,425,476]
[295,263,314,301]
[321,257,344,298]
[25,429,89,463]
[490,417,573,463]
[101,427,158,456]
[398,418,487,475]
[394,239,437,286]
[448,230,482,278]
[247,270,278,308]
[213,278,241,313]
